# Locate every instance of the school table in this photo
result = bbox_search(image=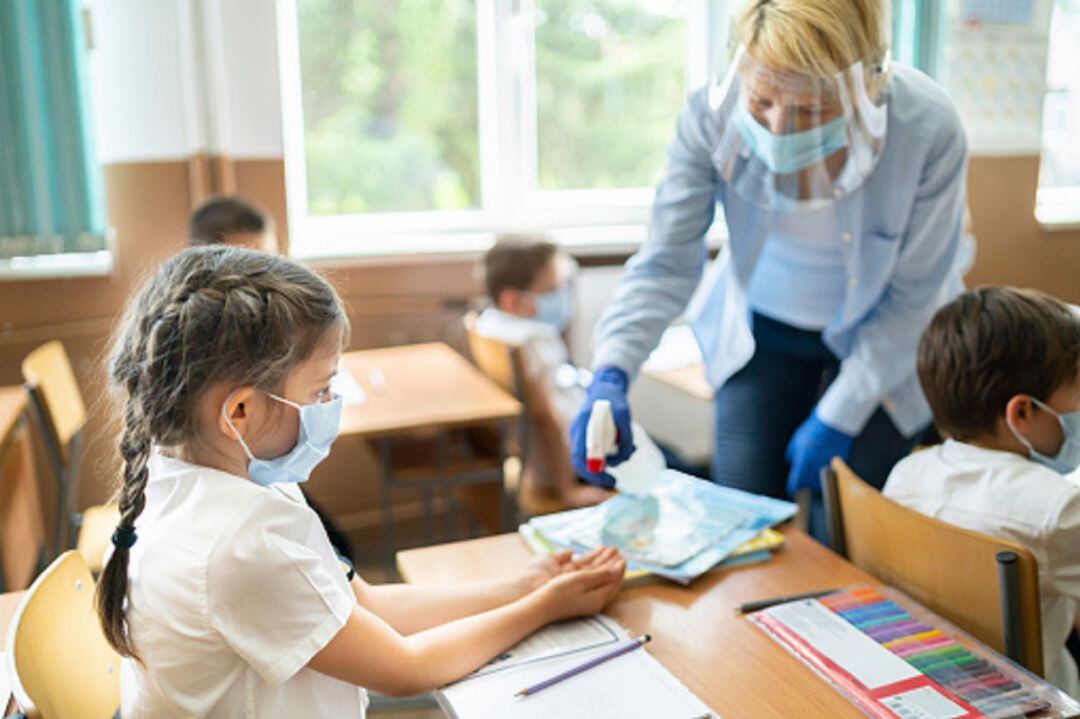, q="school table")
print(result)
[640,362,713,402]
[0,386,45,593]
[339,343,522,551]
[633,361,714,466]
[397,527,877,719]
